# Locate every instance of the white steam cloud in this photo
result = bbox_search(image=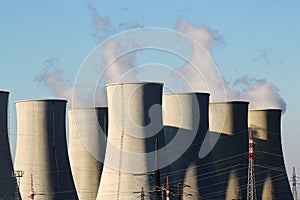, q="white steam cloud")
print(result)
[35,58,107,108]
[234,76,287,112]
[35,5,286,112]
[88,3,143,42]
[35,4,139,108]
[101,40,137,83]
[174,20,228,101]
[174,20,287,112]
[87,2,114,41]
